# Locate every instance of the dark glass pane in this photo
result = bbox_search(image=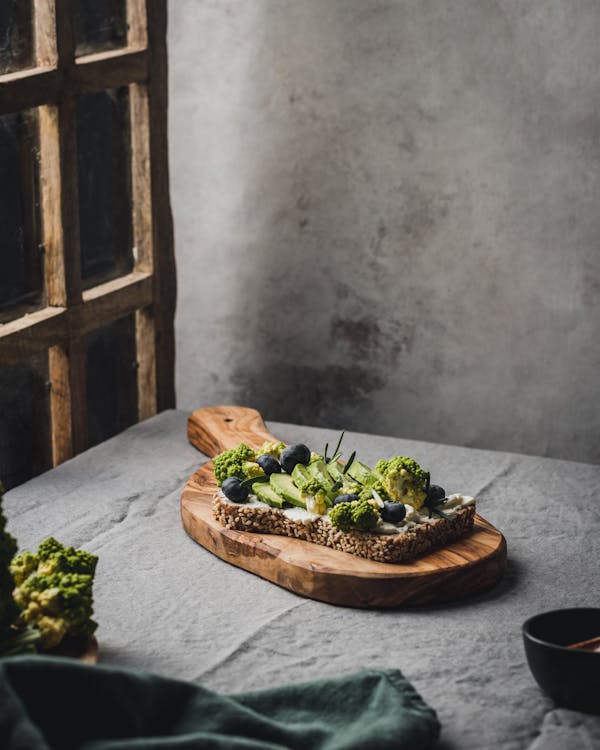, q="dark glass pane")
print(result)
[0,1,33,75]
[73,0,127,57]
[76,87,133,287]
[0,354,51,490]
[85,315,138,448]
[0,109,43,323]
